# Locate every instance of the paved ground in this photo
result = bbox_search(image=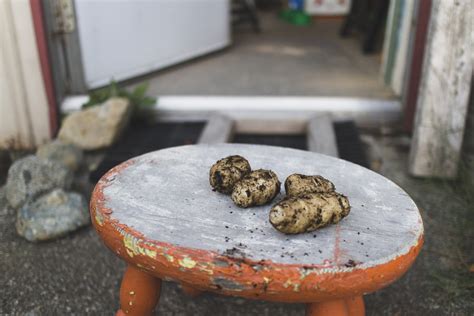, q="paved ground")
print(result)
[1,135,473,315]
[126,12,393,99]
